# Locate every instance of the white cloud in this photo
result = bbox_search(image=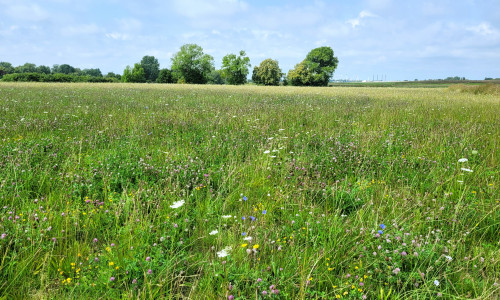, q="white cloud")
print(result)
[105,33,131,40]
[116,18,143,32]
[466,22,498,36]
[347,10,377,28]
[62,24,101,36]
[170,0,248,18]
[5,3,49,22]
